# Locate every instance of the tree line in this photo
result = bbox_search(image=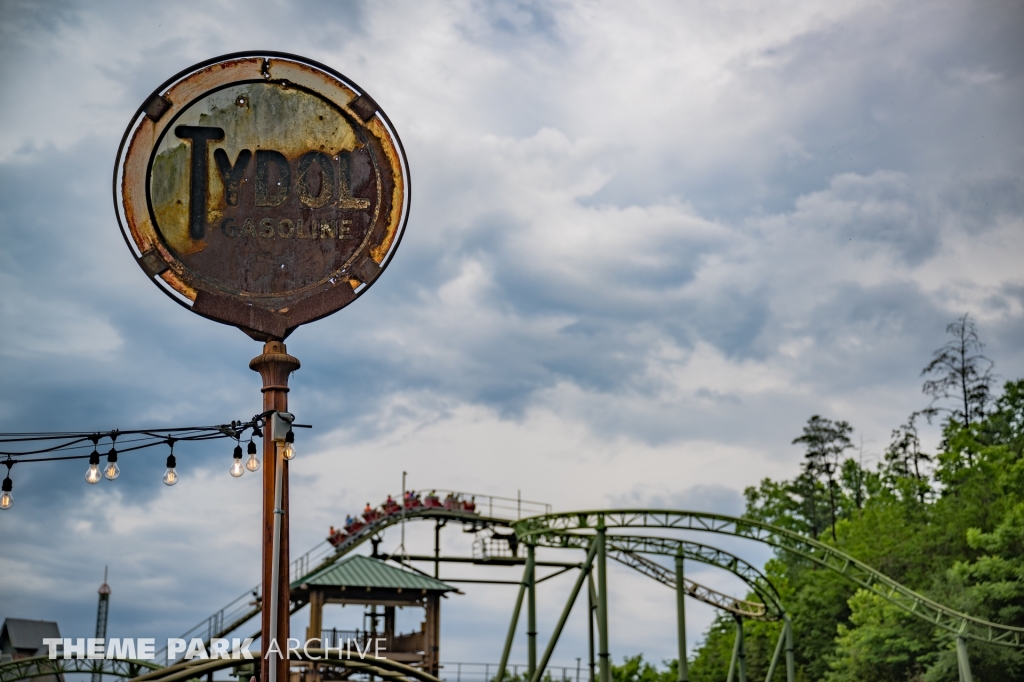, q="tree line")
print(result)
[610,314,1024,681]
